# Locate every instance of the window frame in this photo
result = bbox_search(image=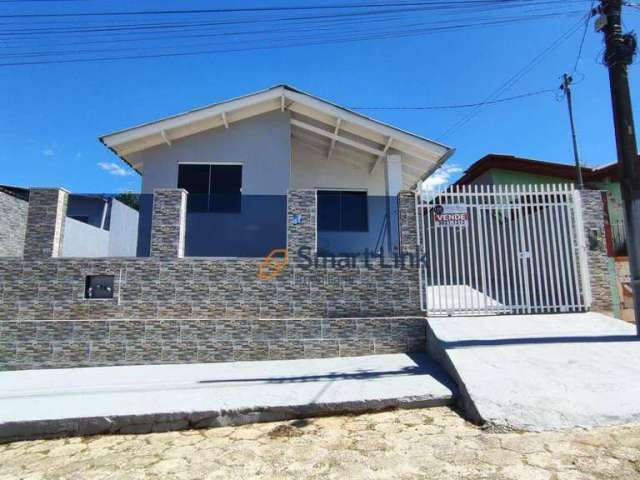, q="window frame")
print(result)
[177,162,243,213]
[177,162,243,192]
[316,189,369,233]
